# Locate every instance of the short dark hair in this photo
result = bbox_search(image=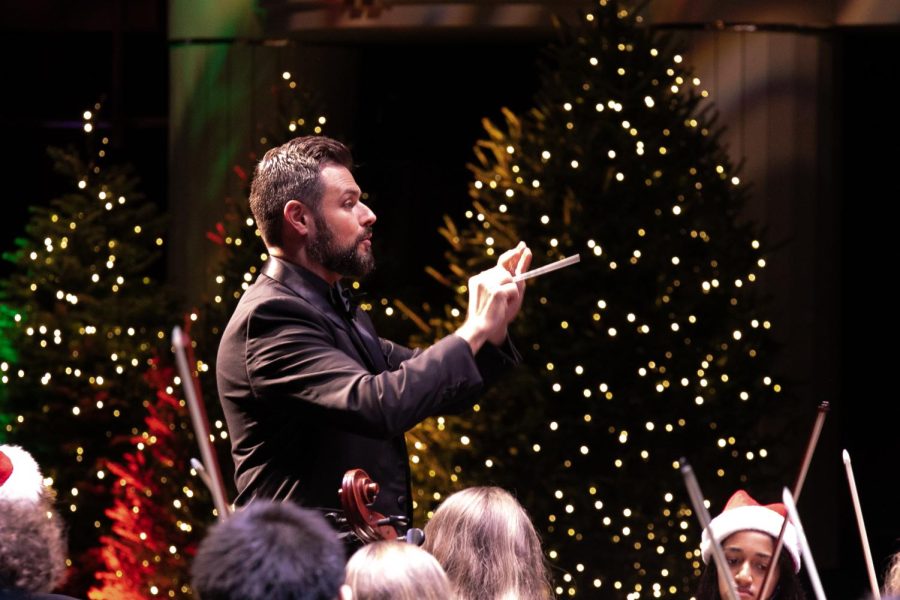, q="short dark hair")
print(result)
[191,501,346,600]
[249,135,354,247]
[0,497,68,593]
